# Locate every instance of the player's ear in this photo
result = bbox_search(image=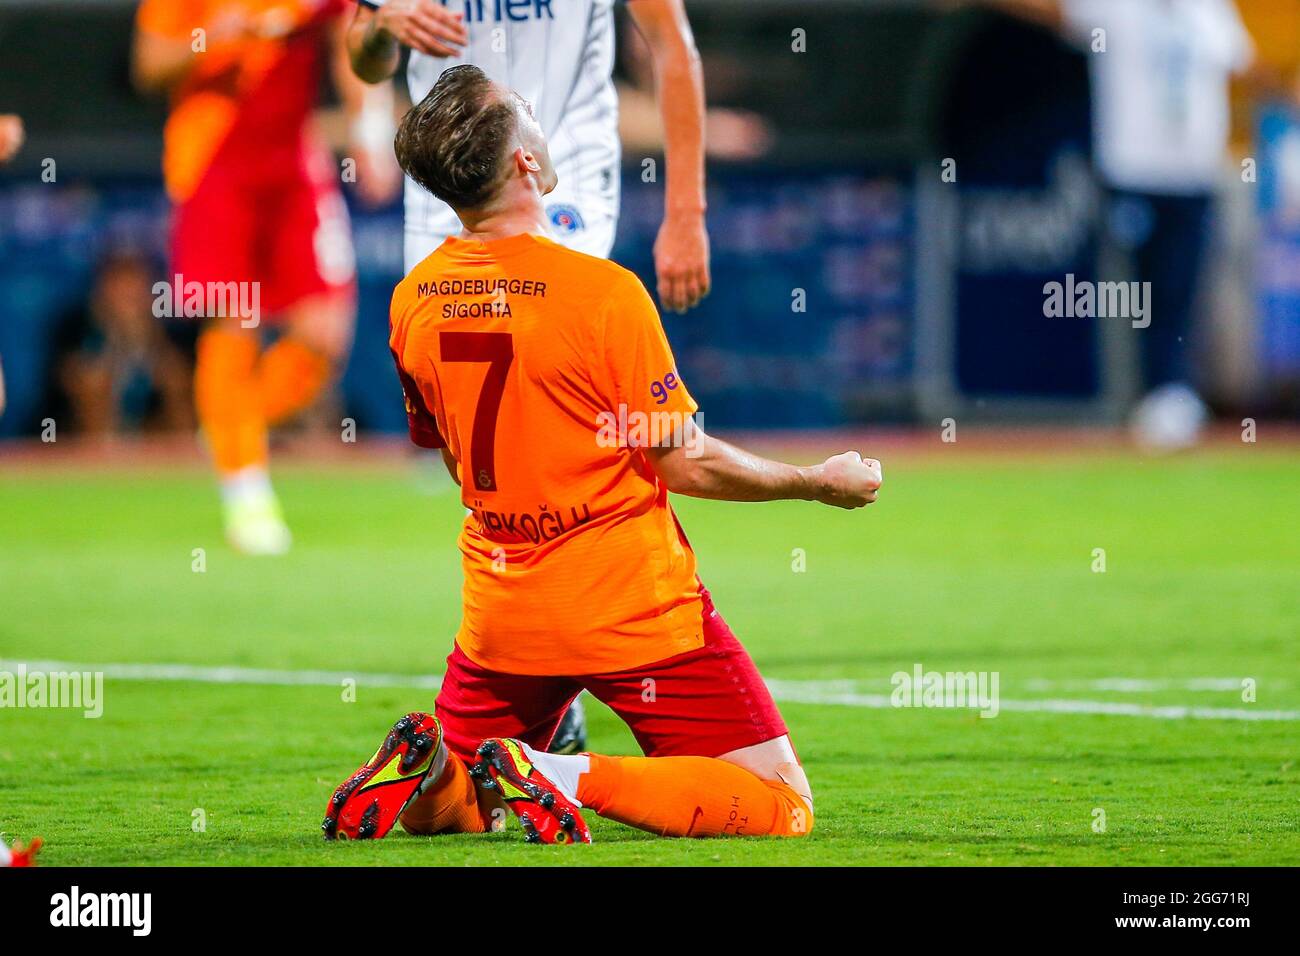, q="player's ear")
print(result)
[517,148,542,175]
